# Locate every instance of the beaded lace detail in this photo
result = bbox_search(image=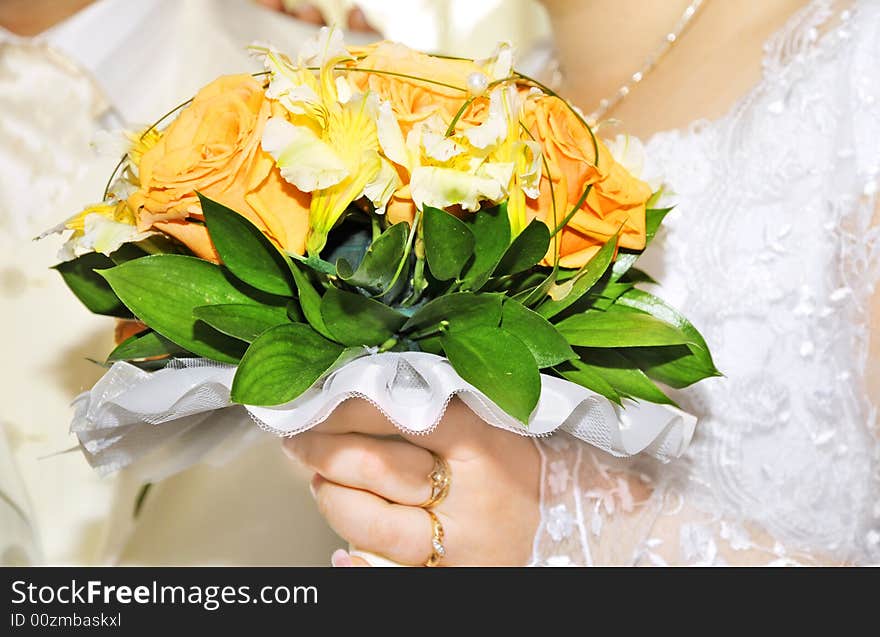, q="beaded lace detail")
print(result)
[532,0,880,565]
